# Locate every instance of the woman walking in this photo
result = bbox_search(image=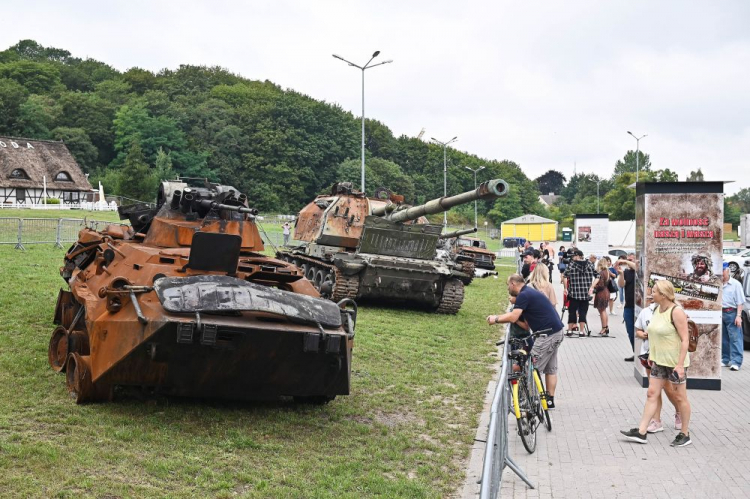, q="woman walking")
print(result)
[621,280,692,447]
[593,259,611,336]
